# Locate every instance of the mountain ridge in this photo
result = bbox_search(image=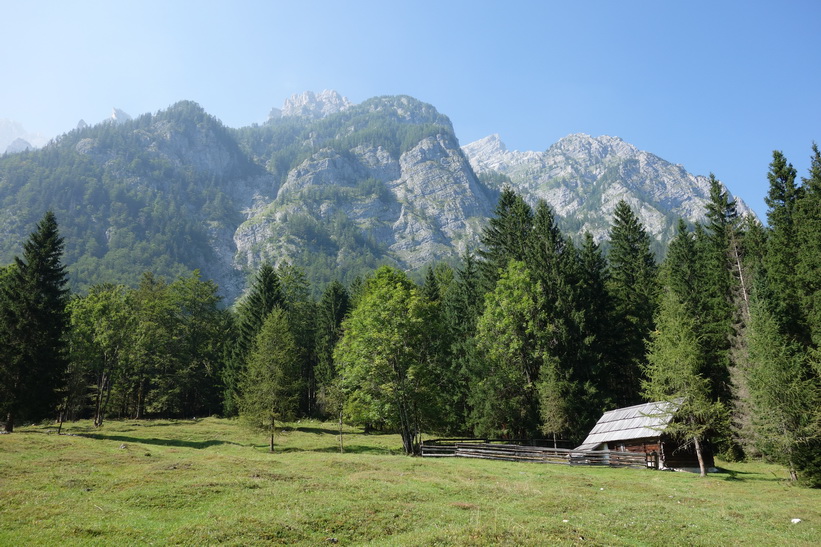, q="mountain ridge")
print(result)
[0,92,752,301]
